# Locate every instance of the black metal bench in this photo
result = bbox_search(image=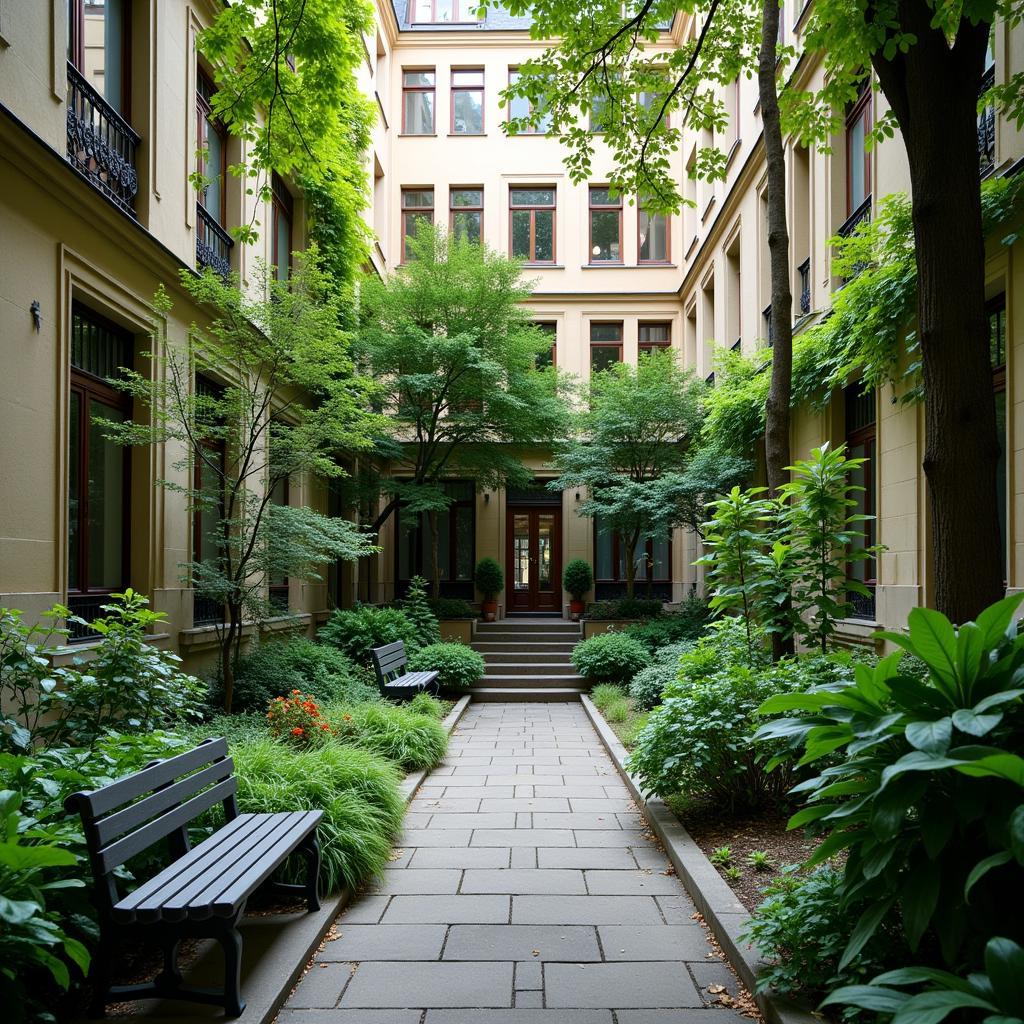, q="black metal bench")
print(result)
[65,737,322,1017]
[370,640,439,699]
